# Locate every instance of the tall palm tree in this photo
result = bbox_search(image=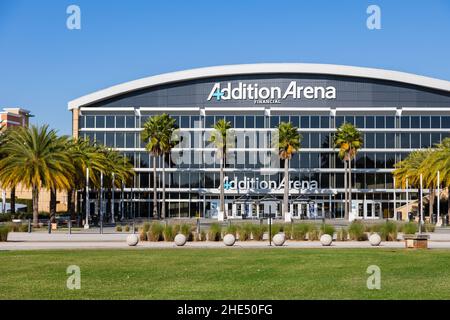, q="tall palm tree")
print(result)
[142,114,176,219]
[0,125,72,227]
[277,122,301,221]
[334,123,363,220]
[209,119,233,220]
